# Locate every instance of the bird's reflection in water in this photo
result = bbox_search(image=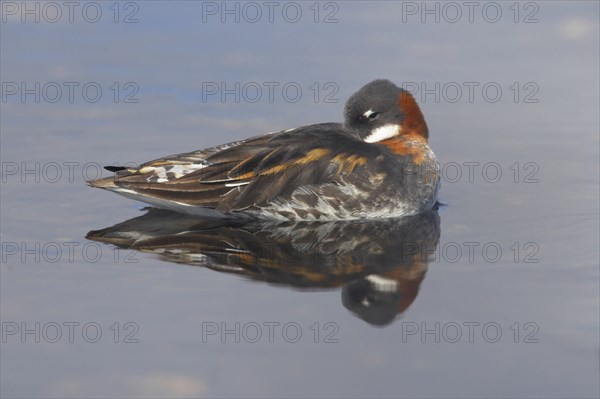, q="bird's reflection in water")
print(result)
[86,209,440,326]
